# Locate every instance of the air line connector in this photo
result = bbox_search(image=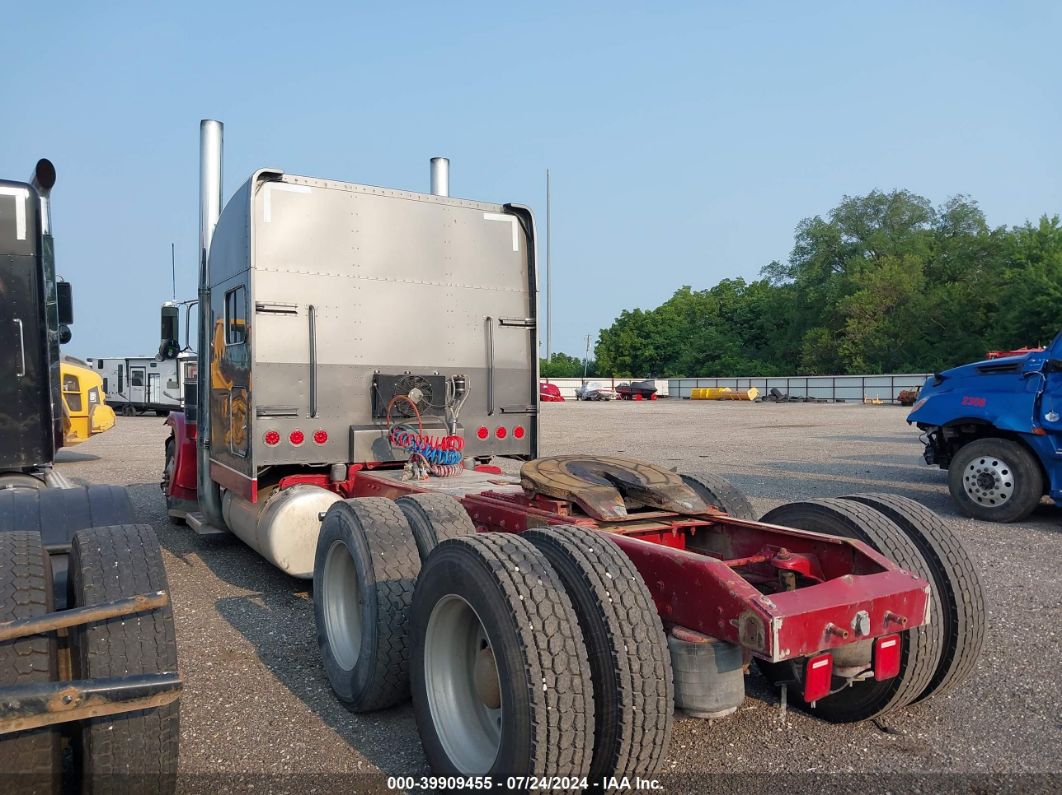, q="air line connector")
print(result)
[825,623,850,640]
